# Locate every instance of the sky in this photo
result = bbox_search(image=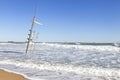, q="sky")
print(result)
[0,0,120,42]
